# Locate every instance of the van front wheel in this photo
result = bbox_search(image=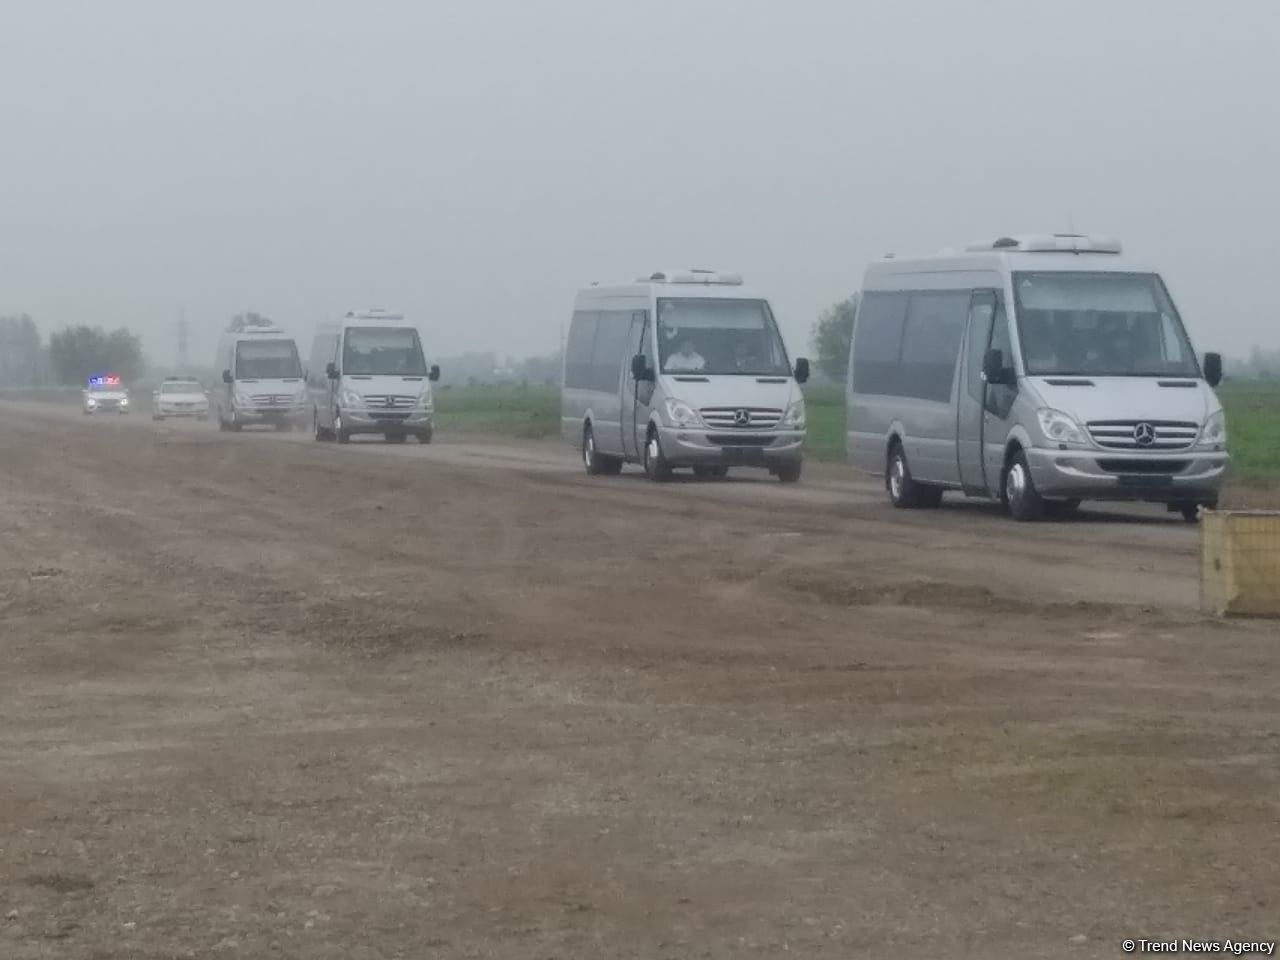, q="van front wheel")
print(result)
[643,430,673,482]
[1003,451,1045,522]
[582,425,620,476]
